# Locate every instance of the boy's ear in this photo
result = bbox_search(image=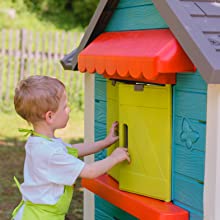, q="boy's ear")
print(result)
[45,111,54,124]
